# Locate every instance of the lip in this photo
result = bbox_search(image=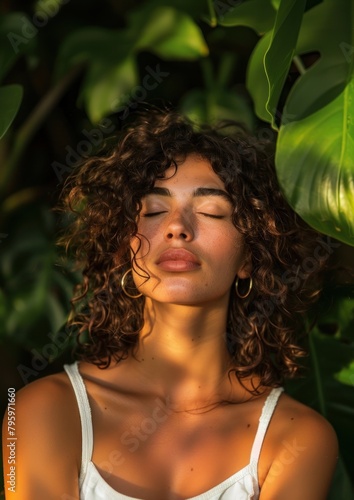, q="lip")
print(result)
[156,248,201,272]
